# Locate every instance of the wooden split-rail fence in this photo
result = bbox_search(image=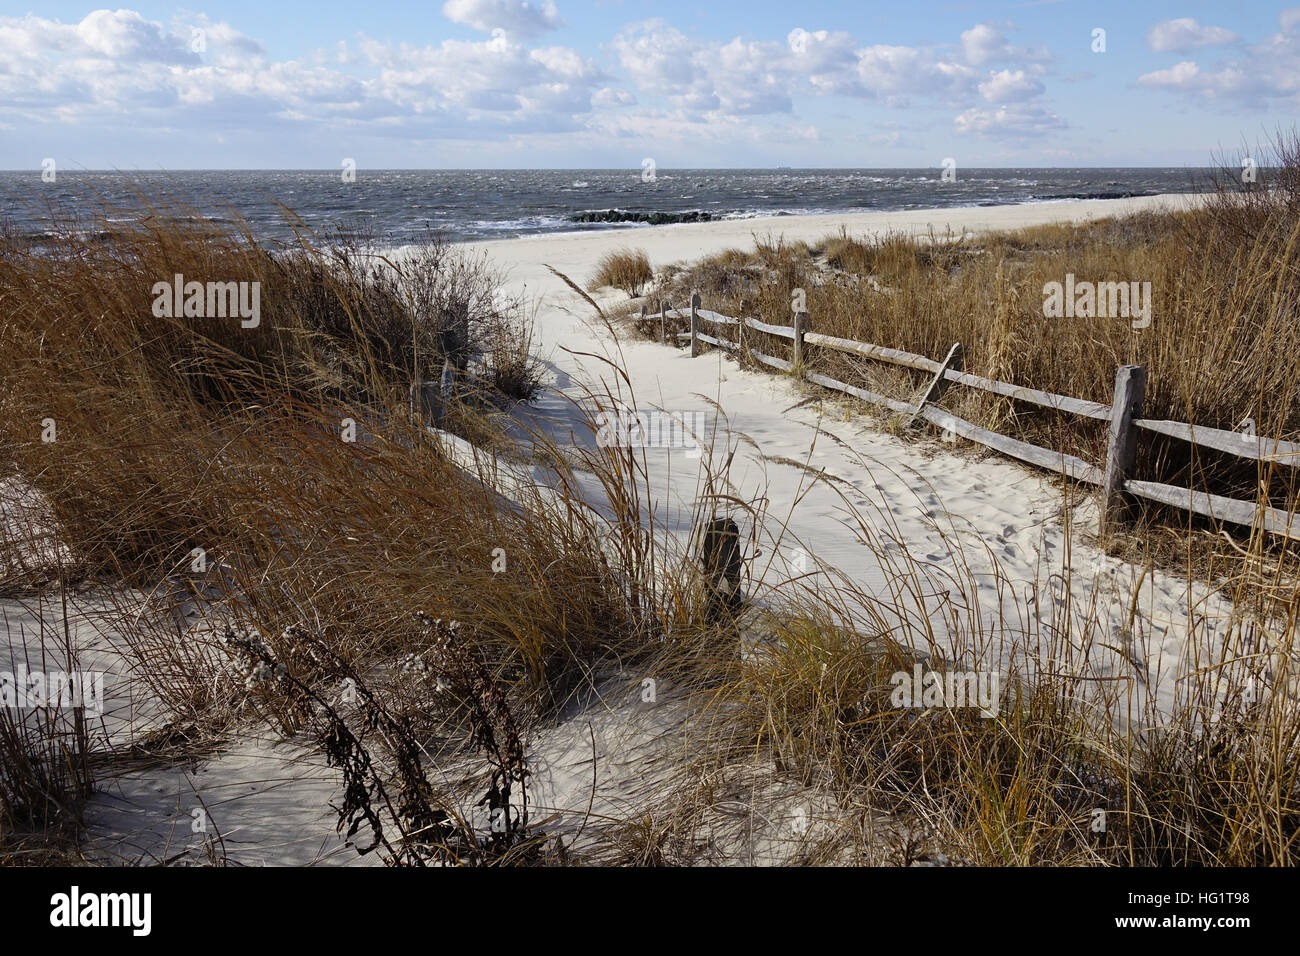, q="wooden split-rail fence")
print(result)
[642,293,1300,543]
